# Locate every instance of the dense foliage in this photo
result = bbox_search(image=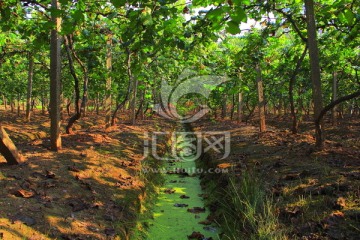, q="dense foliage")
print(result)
[0,0,359,148]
